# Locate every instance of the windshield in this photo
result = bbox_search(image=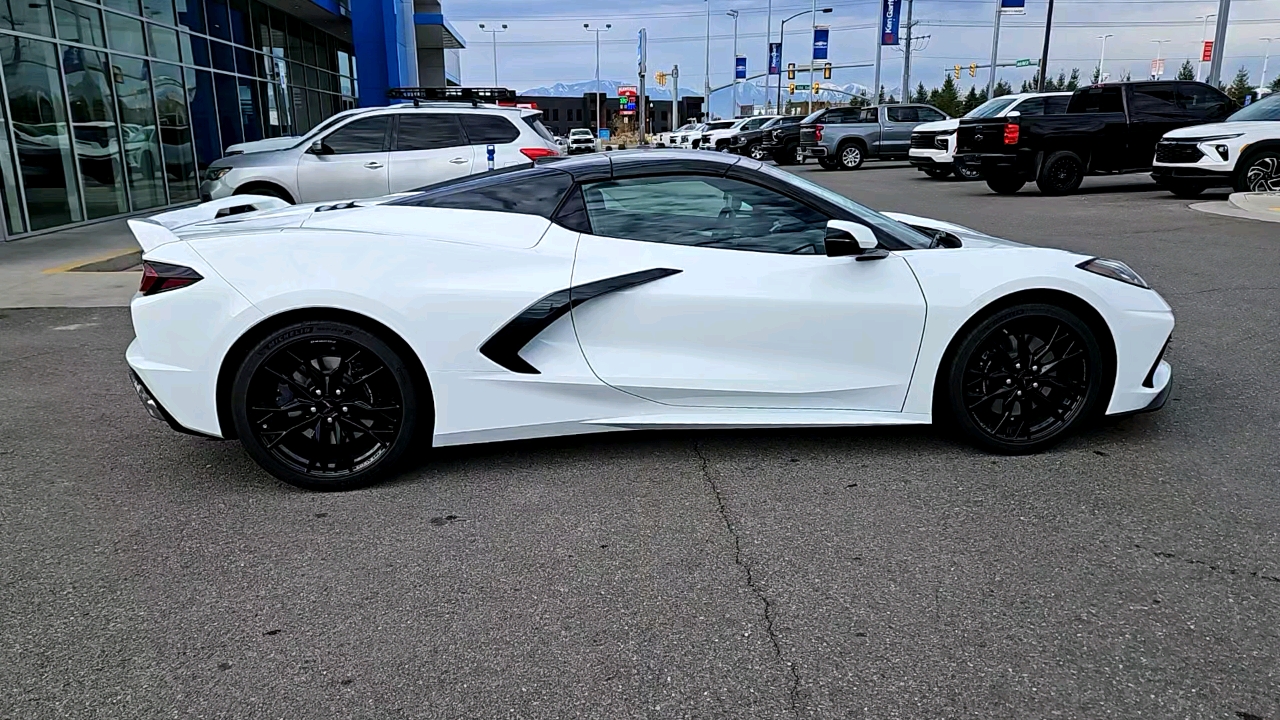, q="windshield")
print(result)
[760,117,784,129]
[966,97,1018,118]
[801,109,826,123]
[758,164,936,249]
[1228,92,1280,122]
